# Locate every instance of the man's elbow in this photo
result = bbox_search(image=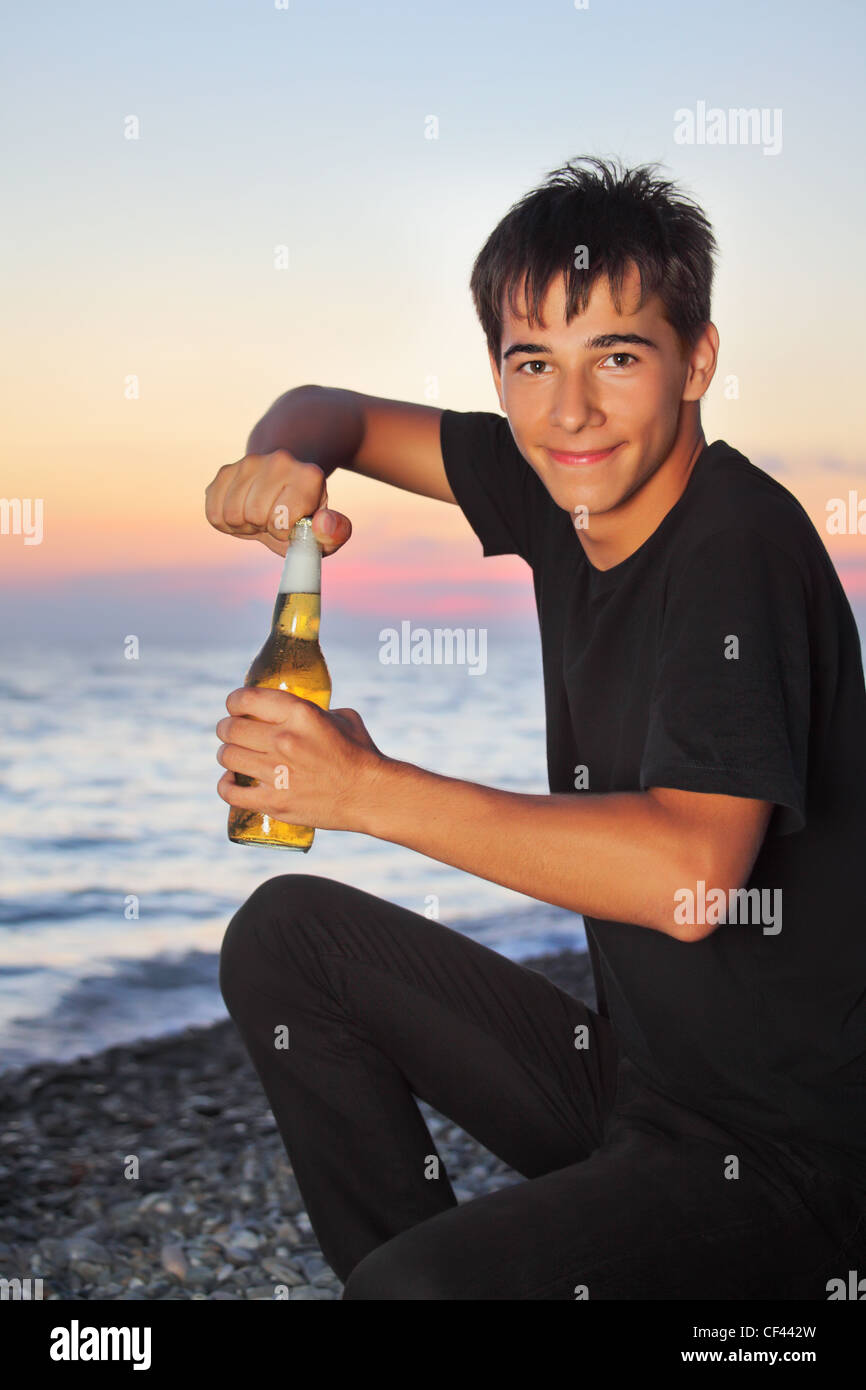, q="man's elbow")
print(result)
[645,789,773,942]
[664,847,750,944]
